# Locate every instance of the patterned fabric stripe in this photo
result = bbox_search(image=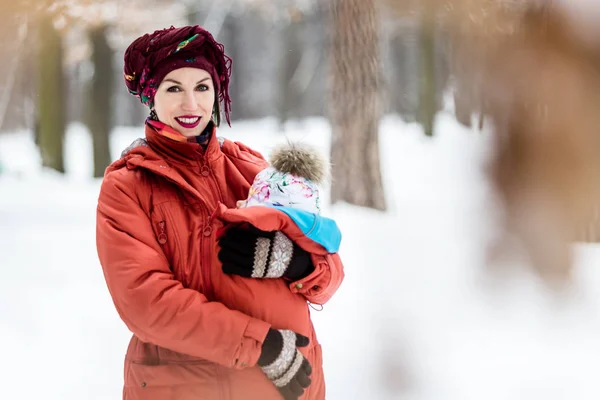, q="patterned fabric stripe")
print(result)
[147,118,215,148]
[252,237,271,278]
[160,129,189,142]
[261,330,297,381]
[265,232,293,278]
[146,119,188,142]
